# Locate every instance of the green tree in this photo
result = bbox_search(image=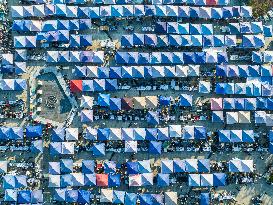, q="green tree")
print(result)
[249,0,273,18]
